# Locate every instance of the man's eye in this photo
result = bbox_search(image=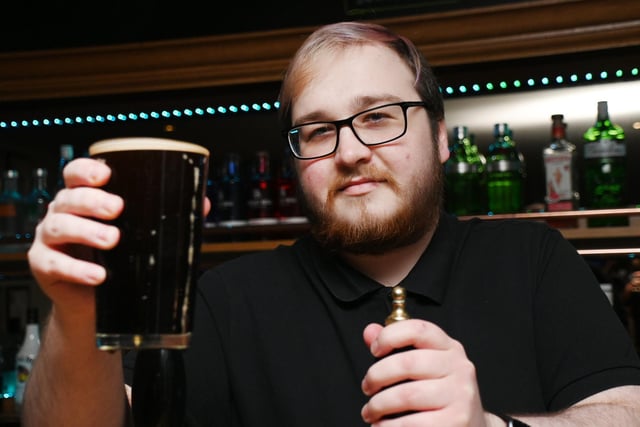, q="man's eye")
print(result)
[361,112,391,125]
[305,125,333,141]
